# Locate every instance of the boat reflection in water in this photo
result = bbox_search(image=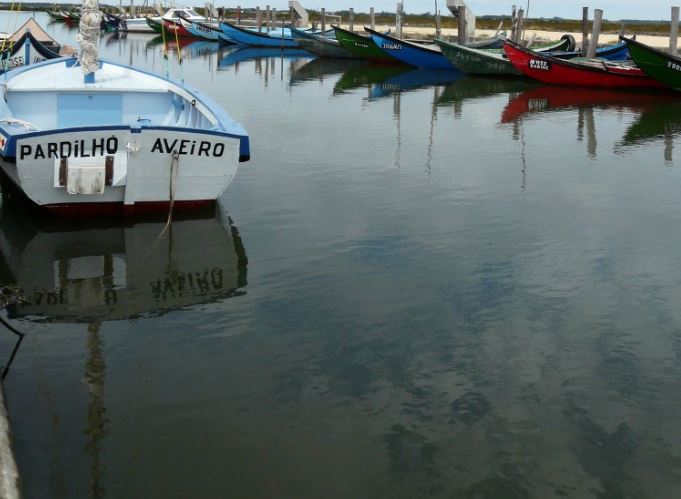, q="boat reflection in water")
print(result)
[290,57,368,86]
[618,101,681,161]
[0,201,248,324]
[333,63,411,95]
[0,195,247,496]
[369,69,464,100]
[217,46,312,69]
[501,85,679,158]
